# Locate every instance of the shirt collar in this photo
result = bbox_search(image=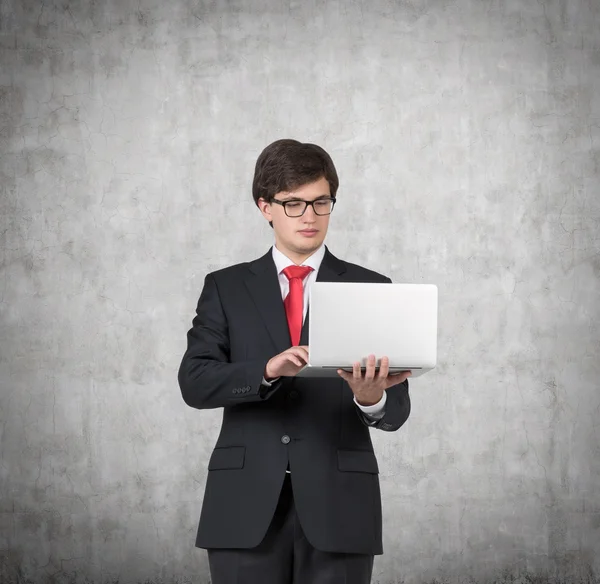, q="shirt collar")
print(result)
[271,243,326,276]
